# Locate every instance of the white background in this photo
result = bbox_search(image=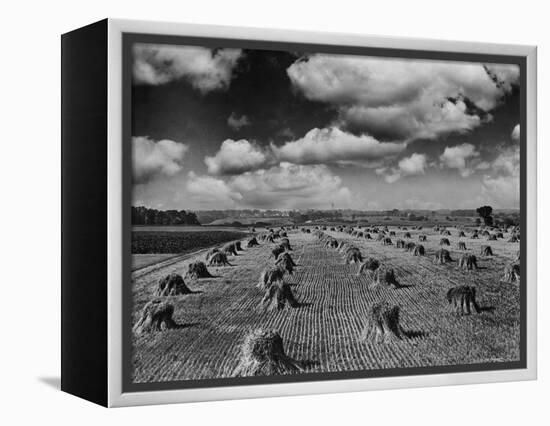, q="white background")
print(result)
[1,0,547,423]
